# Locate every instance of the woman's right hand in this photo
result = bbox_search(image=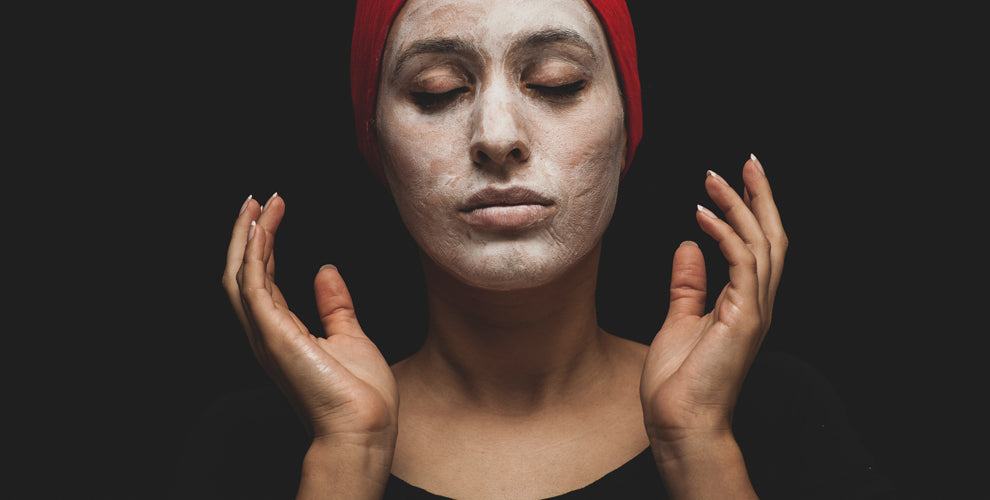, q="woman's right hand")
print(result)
[221,194,398,456]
